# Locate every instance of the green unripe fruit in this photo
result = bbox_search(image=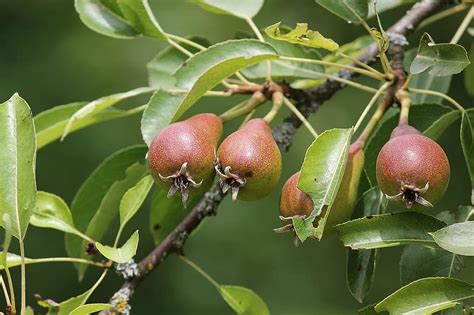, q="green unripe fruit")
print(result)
[148,113,223,206]
[376,124,450,209]
[279,171,314,220]
[216,118,282,201]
